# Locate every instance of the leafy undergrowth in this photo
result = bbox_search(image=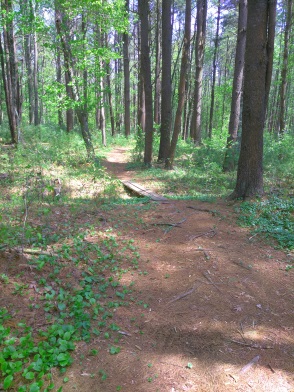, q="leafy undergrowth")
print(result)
[0,126,144,391]
[237,197,294,269]
[0,225,142,391]
[1,125,294,391]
